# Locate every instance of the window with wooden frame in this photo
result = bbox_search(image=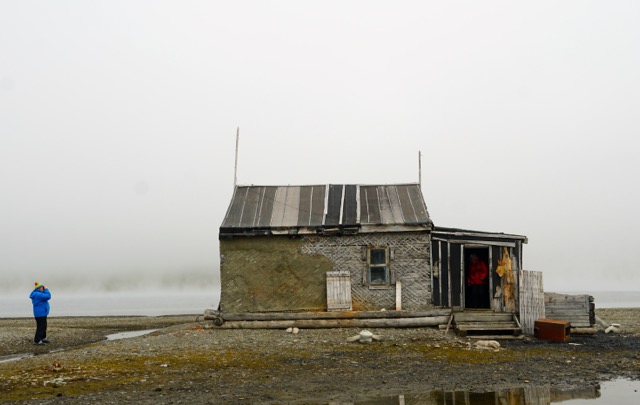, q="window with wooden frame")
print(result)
[367,247,390,288]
